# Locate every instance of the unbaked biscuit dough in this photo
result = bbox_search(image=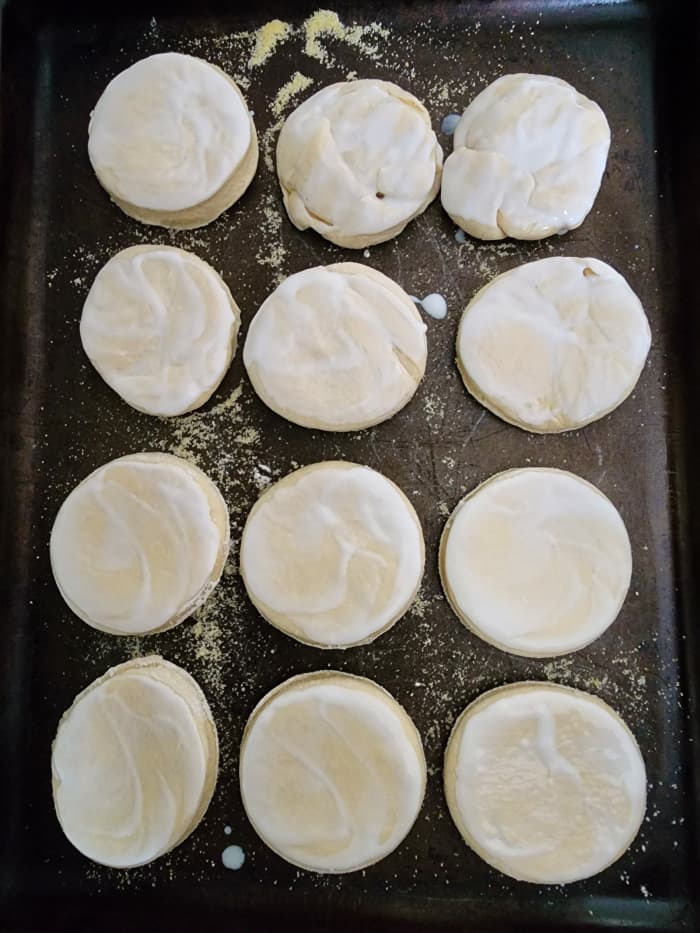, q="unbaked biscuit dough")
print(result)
[444,682,647,884]
[441,73,610,240]
[88,53,258,228]
[457,257,651,432]
[52,656,218,868]
[50,453,229,635]
[440,468,632,657]
[239,671,426,872]
[240,461,425,648]
[80,245,240,416]
[276,79,443,248]
[243,263,427,431]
